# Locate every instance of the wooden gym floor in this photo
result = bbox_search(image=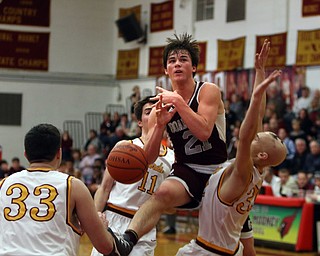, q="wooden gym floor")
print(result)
[78,218,319,256]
